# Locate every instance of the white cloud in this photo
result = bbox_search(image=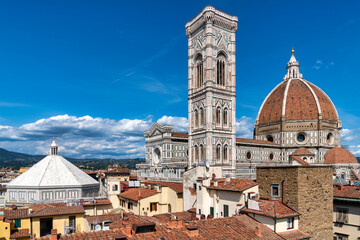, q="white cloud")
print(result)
[236,116,253,139]
[341,128,357,141]
[157,116,188,132]
[0,114,255,159]
[349,145,360,157]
